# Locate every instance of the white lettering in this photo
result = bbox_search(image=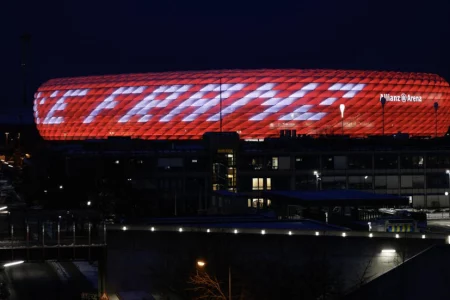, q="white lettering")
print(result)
[83,86,147,124]
[160,83,246,123]
[161,84,219,123]
[380,93,422,103]
[117,85,191,123]
[42,89,89,124]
